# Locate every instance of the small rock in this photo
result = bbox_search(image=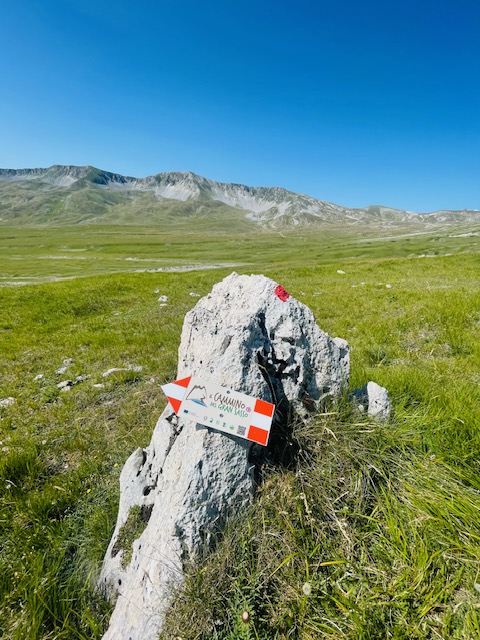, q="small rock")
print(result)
[57,380,74,391]
[93,383,105,389]
[337,270,346,275]
[34,374,44,381]
[189,292,200,297]
[159,303,168,307]
[75,374,90,382]
[56,358,74,374]
[103,368,127,377]
[158,295,168,303]
[0,397,15,407]
[386,284,392,289]
[102,366,143,378]
[154,289,160,294]
[353,381,391,419]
